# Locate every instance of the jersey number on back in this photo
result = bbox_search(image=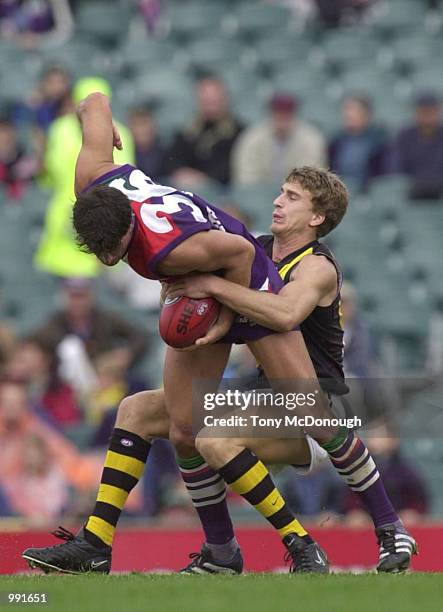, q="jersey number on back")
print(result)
[140,194,207,234]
